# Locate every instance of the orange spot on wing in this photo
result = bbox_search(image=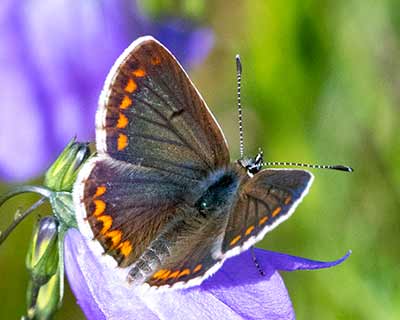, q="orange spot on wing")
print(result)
[120,96,132,109]
[125,79,137,93]
[93,200,106,216]
[106,230,122,248]
[97,215,112,234]
[132,68,146,77]
[259,216,269,225]
[272,207,282,217]
[230,235,241,246]
[117,133,128,151]
[117,113,129,129]
[117,241,132,257]
[159,270,171,280]
[168,270,180,279]
[245,225,255,236]
[94,186,106,198]
[284,196,292,205]
[193,264,202,273]
[178,269,191,278]
[151,56,161,65]
[153,269,167,279]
